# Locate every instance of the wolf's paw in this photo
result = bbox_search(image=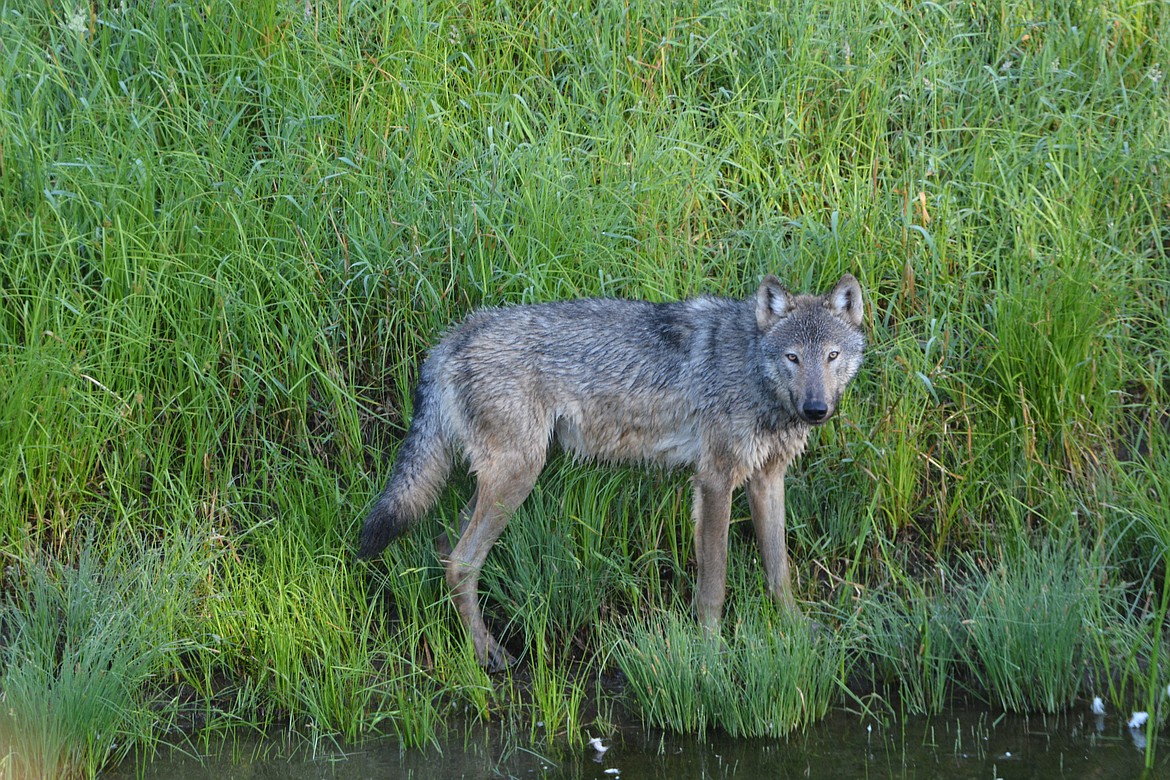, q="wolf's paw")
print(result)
[480,638,518,673]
